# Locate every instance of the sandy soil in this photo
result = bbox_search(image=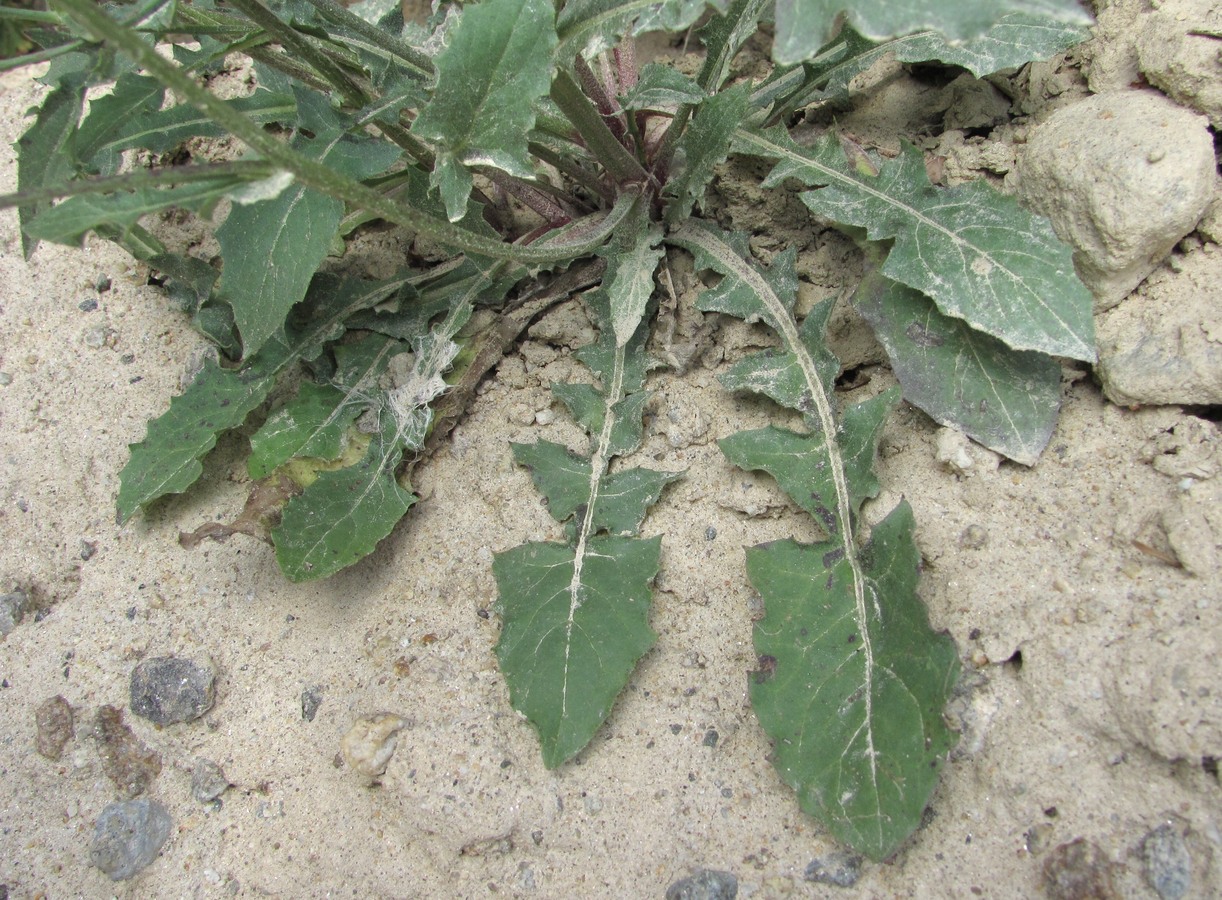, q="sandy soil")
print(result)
[1,4,1219,898]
